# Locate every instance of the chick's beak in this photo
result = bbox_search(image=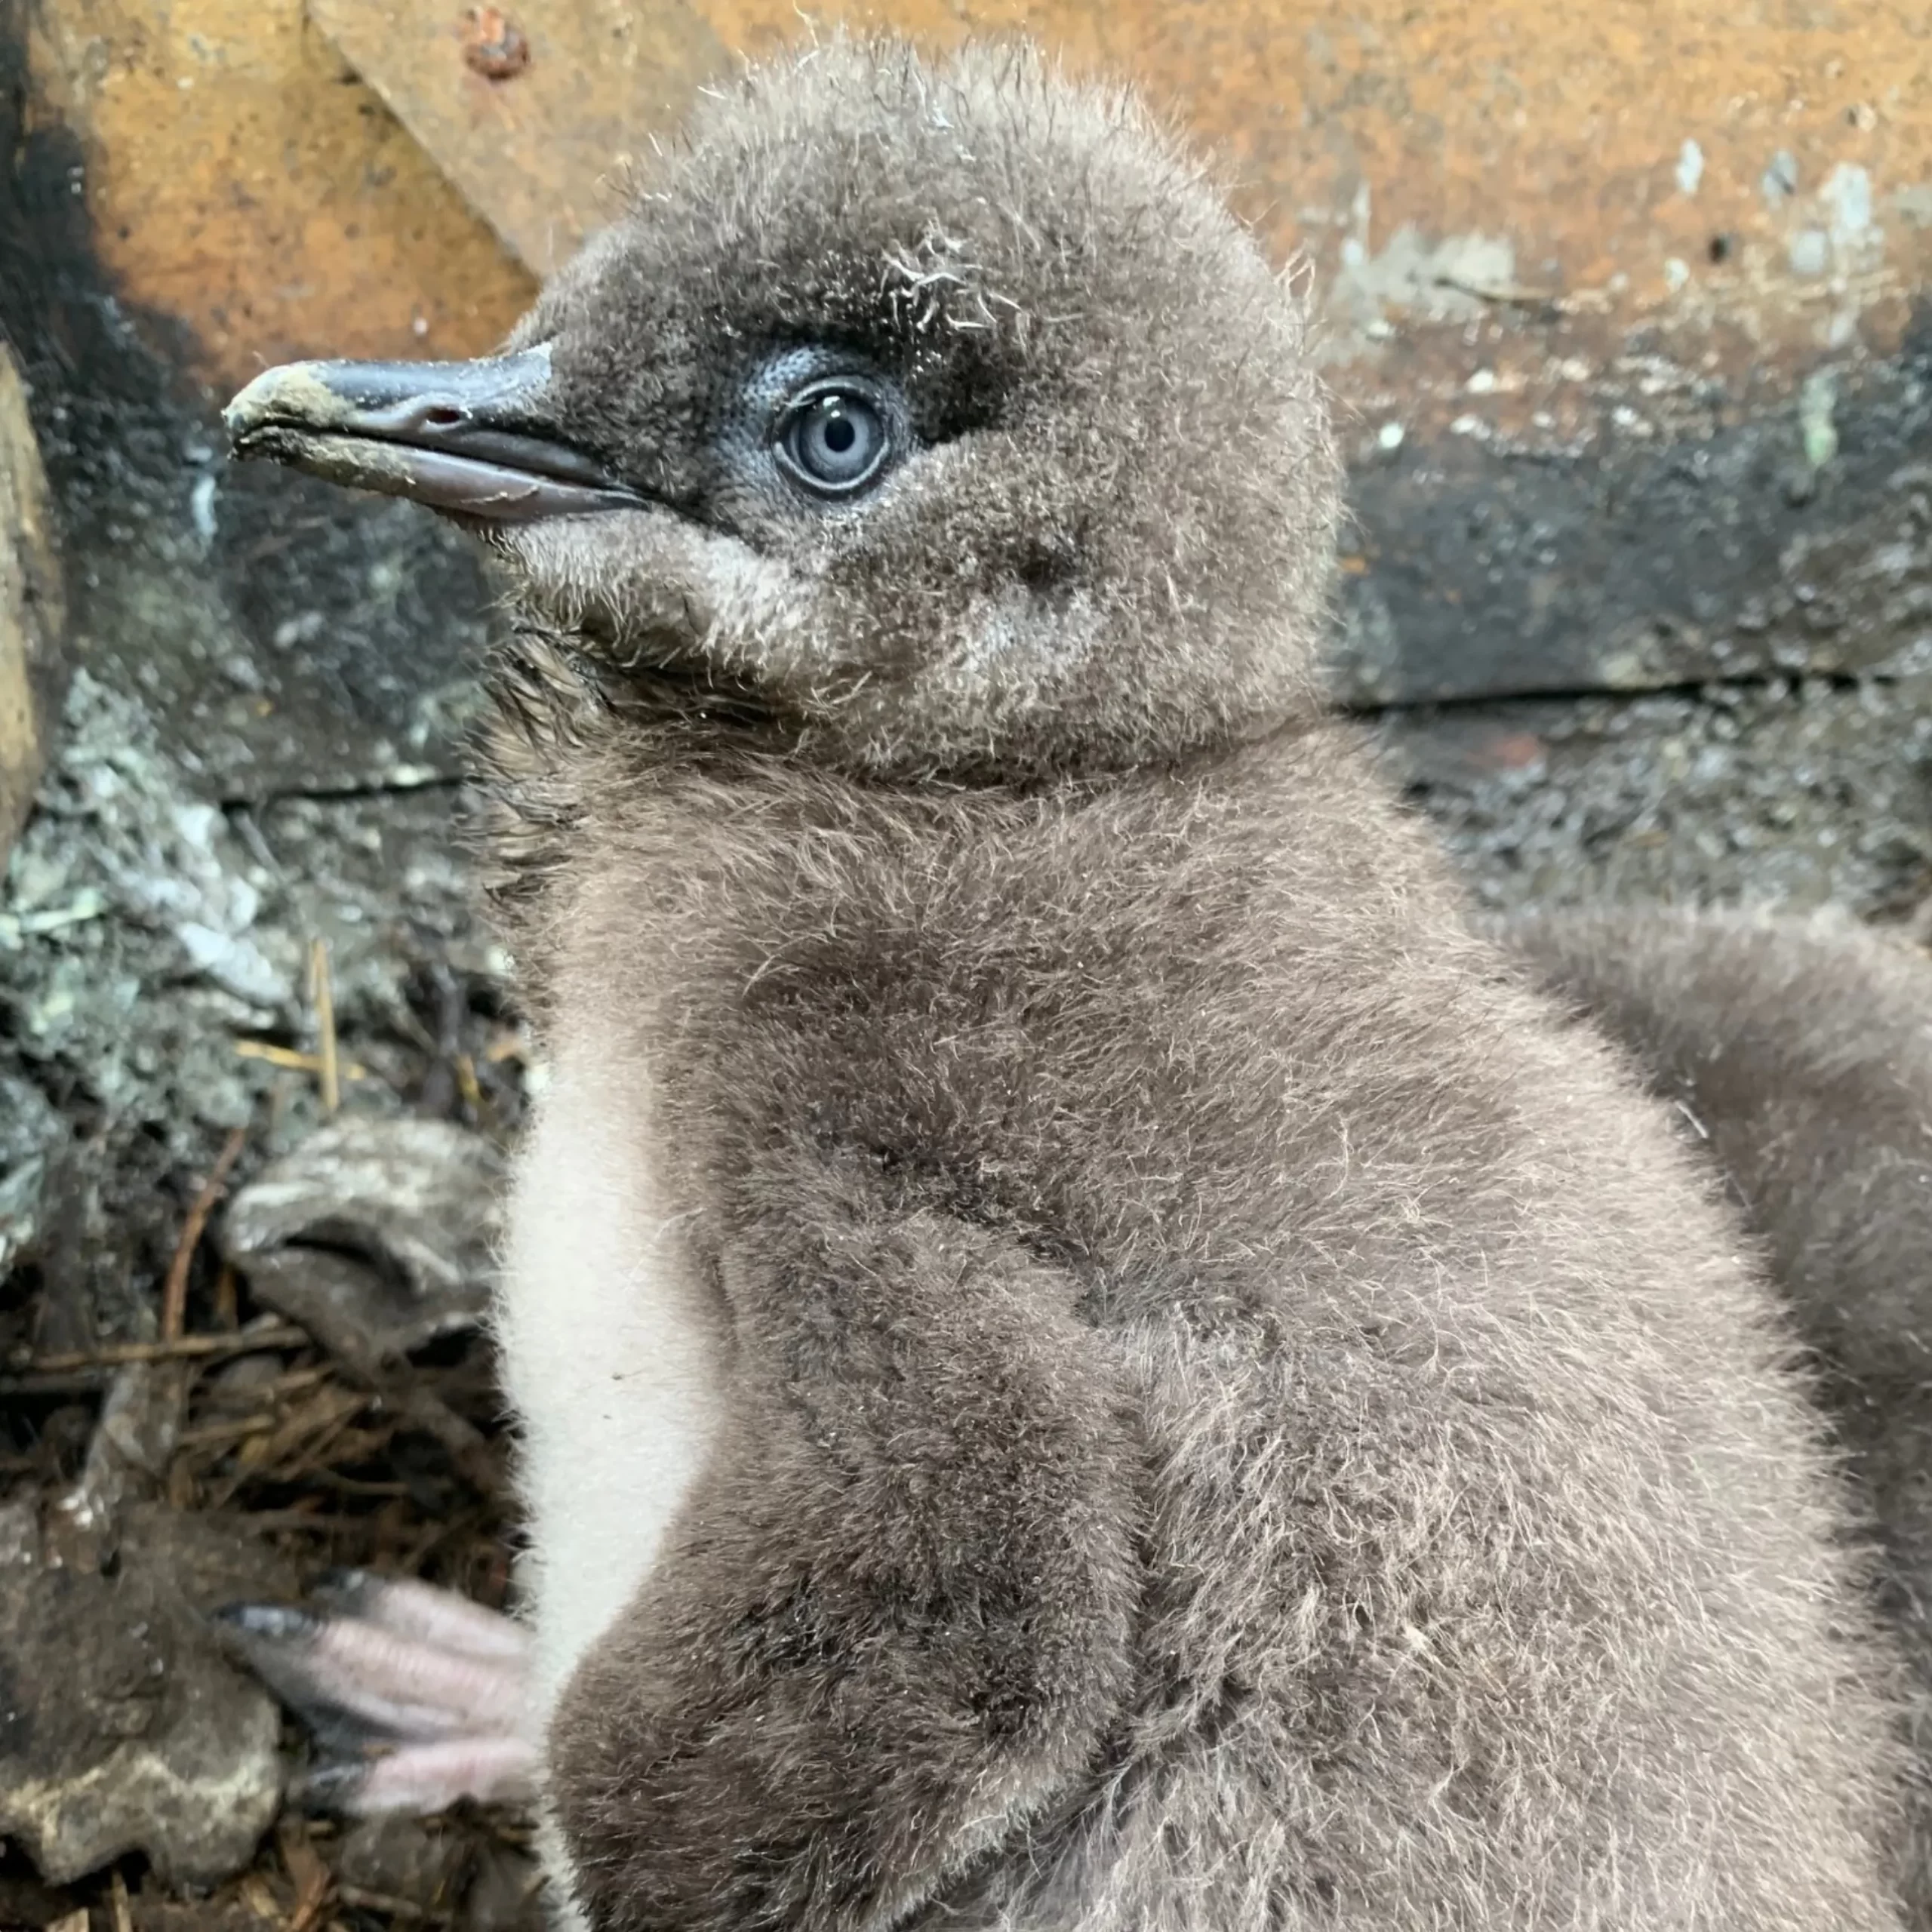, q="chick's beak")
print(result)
[223,346,644,522]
